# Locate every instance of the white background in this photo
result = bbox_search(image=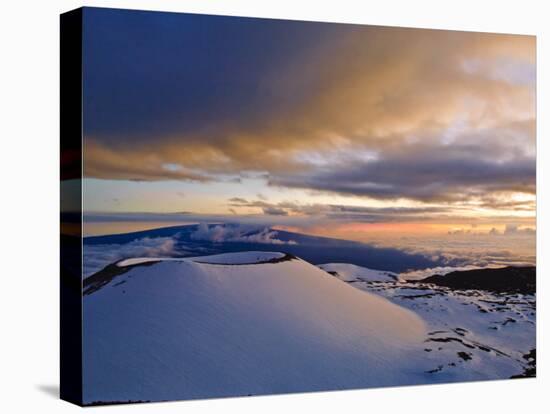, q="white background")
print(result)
[0,0,548,412]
